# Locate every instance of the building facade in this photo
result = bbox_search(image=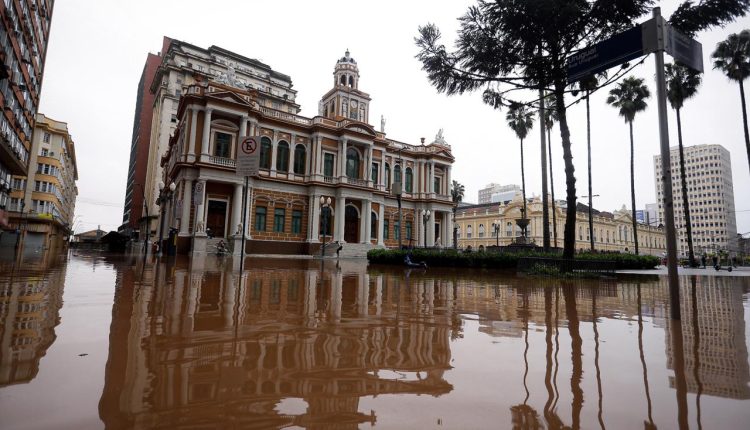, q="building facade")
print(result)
[158,50,454,255]
[654,144,738,257]
[478,183,519,204]
[456,193,667,255]
[0,0,55,228]
[2,114,77,254]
